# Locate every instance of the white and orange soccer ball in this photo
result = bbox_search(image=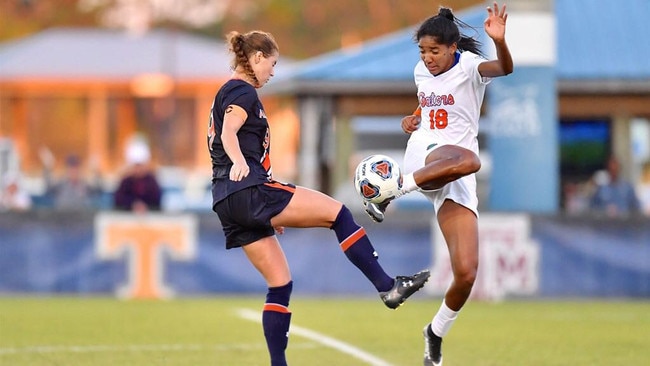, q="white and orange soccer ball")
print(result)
[353,154,403,204]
